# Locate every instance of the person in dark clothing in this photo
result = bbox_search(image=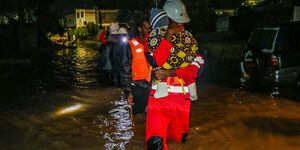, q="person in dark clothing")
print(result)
[119,19,151,115]
[110,27,129,87]
[102,23,119,82]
